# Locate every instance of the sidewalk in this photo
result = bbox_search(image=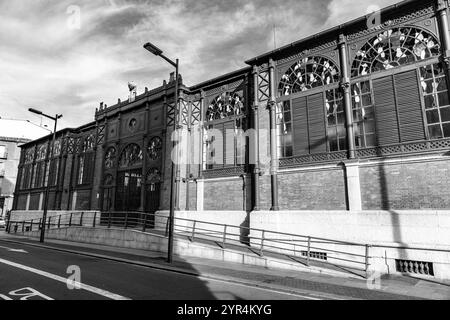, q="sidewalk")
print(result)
[1,232,449,300]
